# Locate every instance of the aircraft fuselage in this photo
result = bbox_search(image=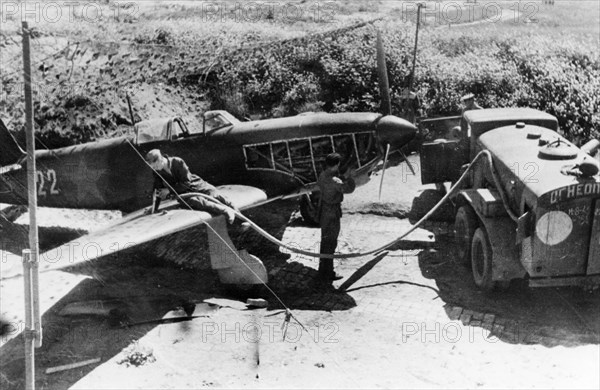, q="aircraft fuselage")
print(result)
[0,112,416,212]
